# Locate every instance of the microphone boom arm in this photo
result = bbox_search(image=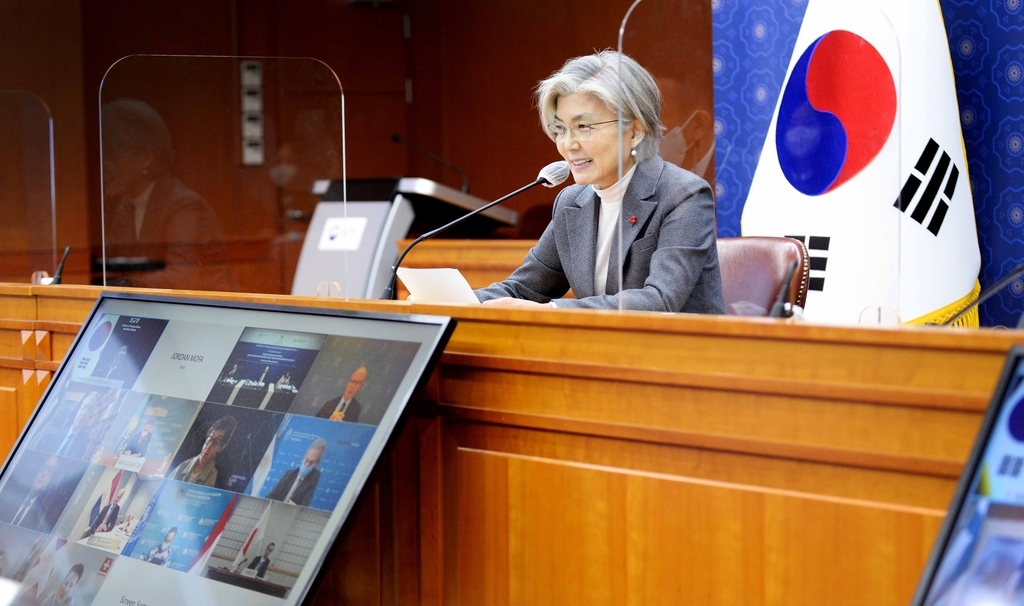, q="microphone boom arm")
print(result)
[941,261,1024,326]
[381,178,546,300]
